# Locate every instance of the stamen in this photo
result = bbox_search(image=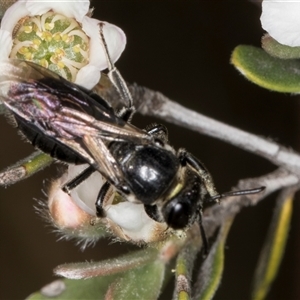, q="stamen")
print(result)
[30,17,42,32]
[39,58,49,68]
[51,14,67,24]
[67,30,89,43]
[61,57,81,81]
[23,25,32,34]
[62,56,86,69]
[79,48,89,60]
[41,11,54,32]
[61,20,79,35]
[11,12,90,82]
[45,22,54,31]
[10,41,32,58]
